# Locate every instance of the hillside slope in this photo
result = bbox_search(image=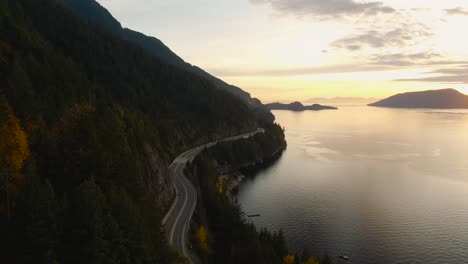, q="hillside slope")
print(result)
[61,0,274,122]
[0,0,268,262]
